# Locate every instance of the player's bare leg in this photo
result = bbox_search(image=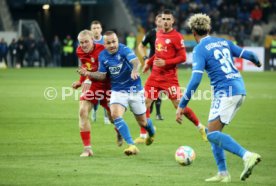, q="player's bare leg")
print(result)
[79,100,93,157]
[171,99,207,142]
